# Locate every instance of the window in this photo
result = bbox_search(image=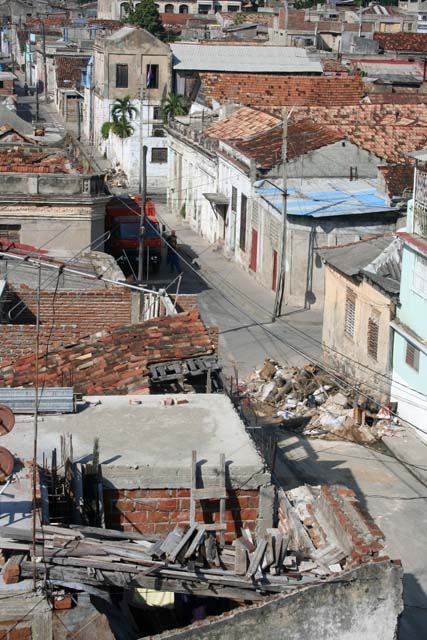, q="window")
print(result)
[153,127,165,137]
[164,3,174,11]
[0,224,20,242]
[153,106,161,120]
[179,4,189,12]
[146,64,159,90]
[198,4,211,13]
[239,194,247,252]
[115,64,128,88]
[0,81,3,89]
[120,2,130,18]
[231,186,237,212]
[151,148,168,163]
[367,315,379,360]
[413,254,427,298]
[344,288,356,338]
[405,341,420,371]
